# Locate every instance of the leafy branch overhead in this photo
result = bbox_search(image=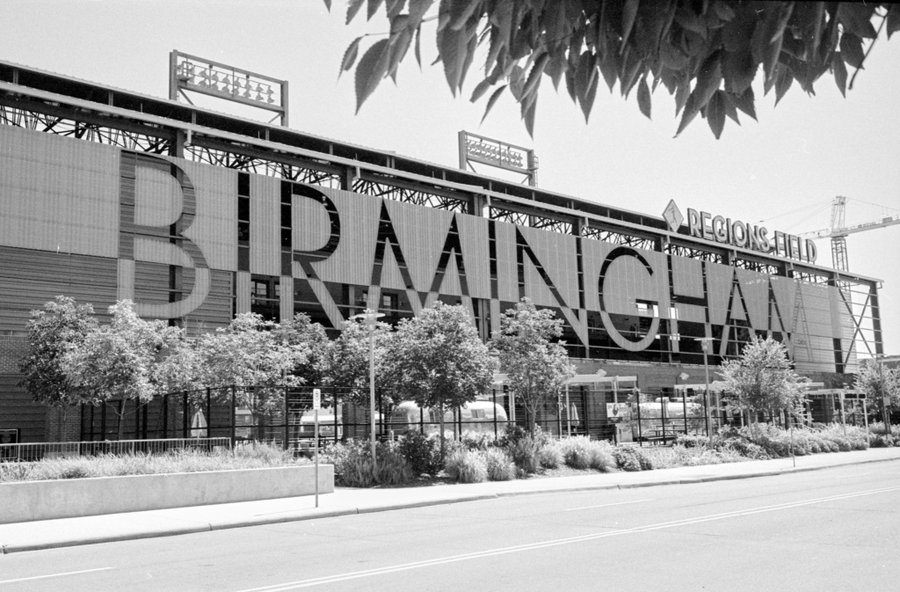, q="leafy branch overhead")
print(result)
[330,0,900,138]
